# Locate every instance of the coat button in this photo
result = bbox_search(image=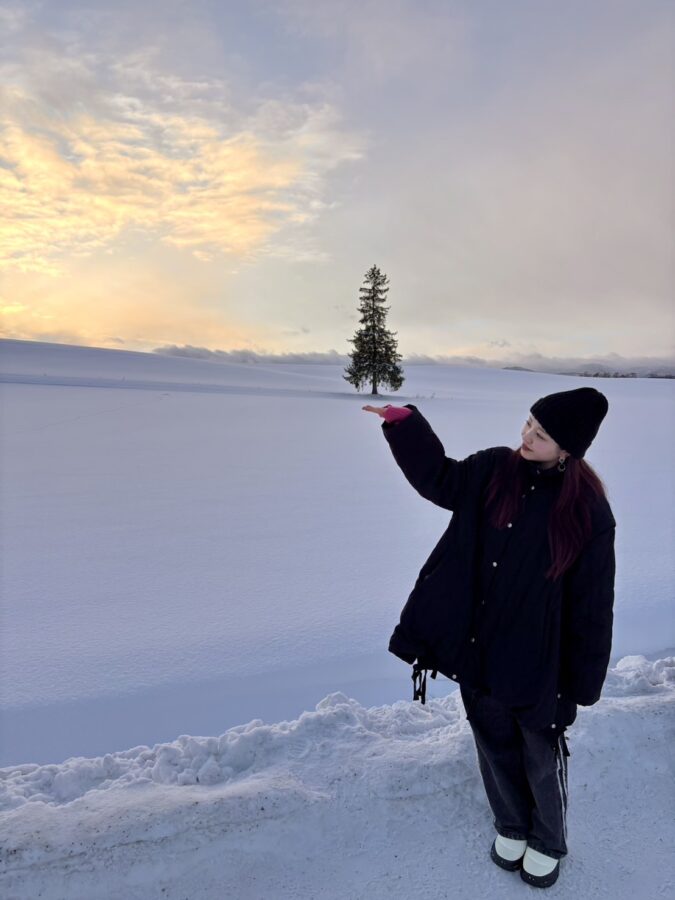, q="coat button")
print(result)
[470,637,476,642]
[507,523,512,528]
[551,724,556,728]
[530,485,535,490]
[521,493,526,498]
[492,561,498,567]
[557,693,561,698]
[481,600,485,605]
[452,674,457,679]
